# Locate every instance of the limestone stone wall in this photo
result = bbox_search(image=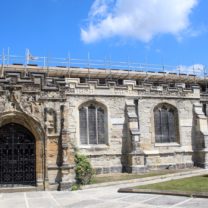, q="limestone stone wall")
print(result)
[63,78,201,173]
[67,95,128,173]
[139,98,195,148]
[132,98,197,170]
[0,69,206,191]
